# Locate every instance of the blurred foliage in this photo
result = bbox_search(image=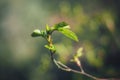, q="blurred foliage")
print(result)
[0,0,120,80]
